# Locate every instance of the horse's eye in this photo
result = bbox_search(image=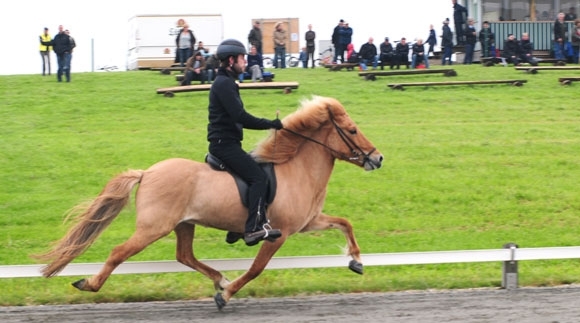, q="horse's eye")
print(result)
[349,129,357,135]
